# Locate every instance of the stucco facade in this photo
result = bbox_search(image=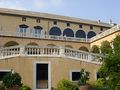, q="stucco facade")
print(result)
[0,8,119,90]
